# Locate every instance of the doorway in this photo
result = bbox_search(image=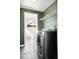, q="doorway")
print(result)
[24,12,38,59]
